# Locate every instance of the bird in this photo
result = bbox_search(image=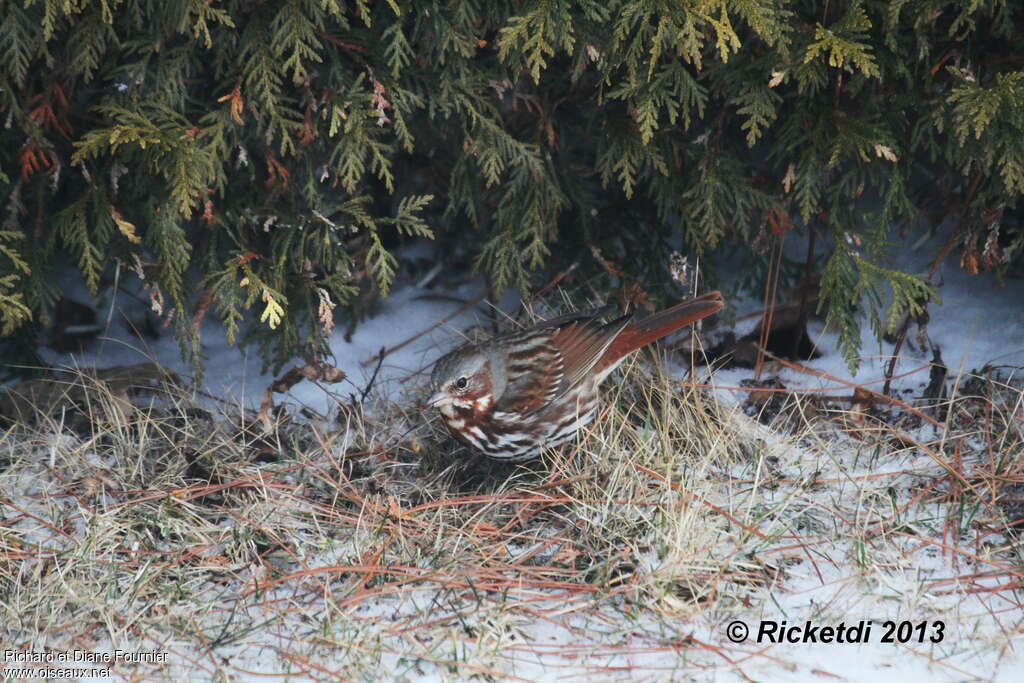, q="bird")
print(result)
[427,290,724,461]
